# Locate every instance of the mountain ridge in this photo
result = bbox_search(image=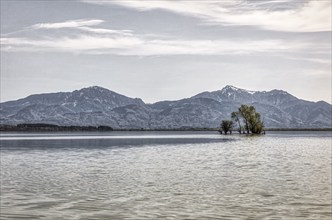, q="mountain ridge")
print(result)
[1,85,331,129]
